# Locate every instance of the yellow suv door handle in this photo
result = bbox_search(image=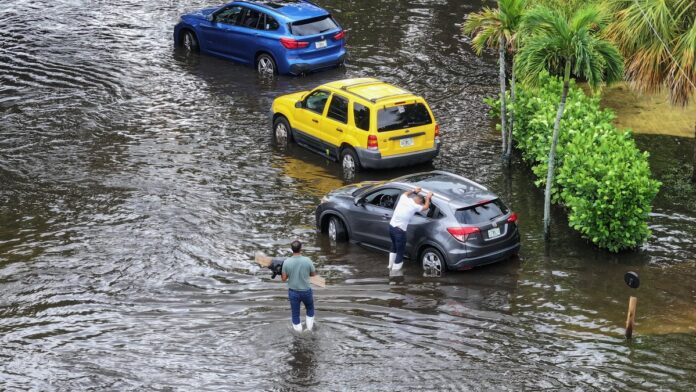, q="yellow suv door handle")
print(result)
[336,128,344,133]
[312,119,319,124]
